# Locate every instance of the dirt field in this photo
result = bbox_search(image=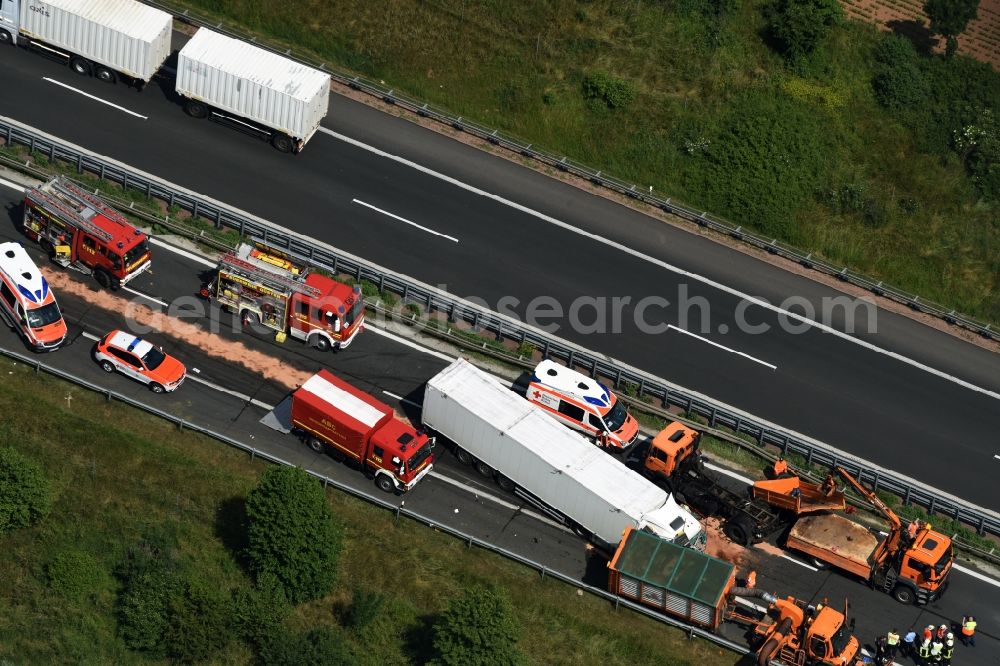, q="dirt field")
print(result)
[841,0,1000,69]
